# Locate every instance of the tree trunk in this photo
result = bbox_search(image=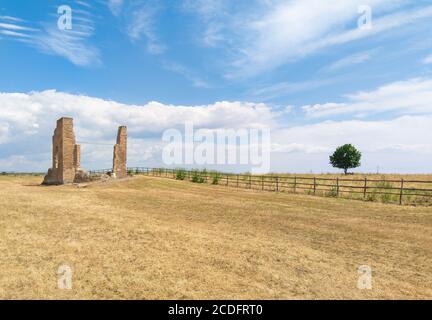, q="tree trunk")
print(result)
[344,168,348,175]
